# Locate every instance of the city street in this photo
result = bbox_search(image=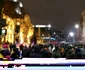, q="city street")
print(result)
[0,0,85,69]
